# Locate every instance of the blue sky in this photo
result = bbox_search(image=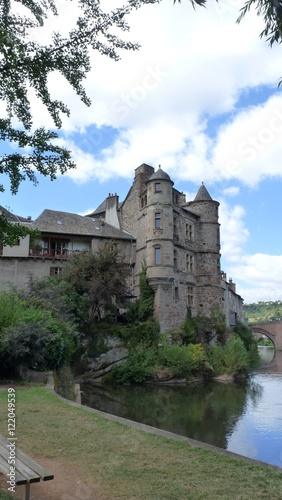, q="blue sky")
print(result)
[2,0,282,304]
